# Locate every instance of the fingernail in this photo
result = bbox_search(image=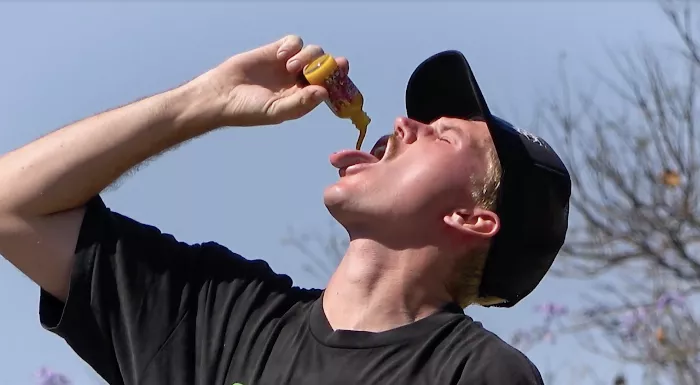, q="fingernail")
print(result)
[287,59,300,73]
